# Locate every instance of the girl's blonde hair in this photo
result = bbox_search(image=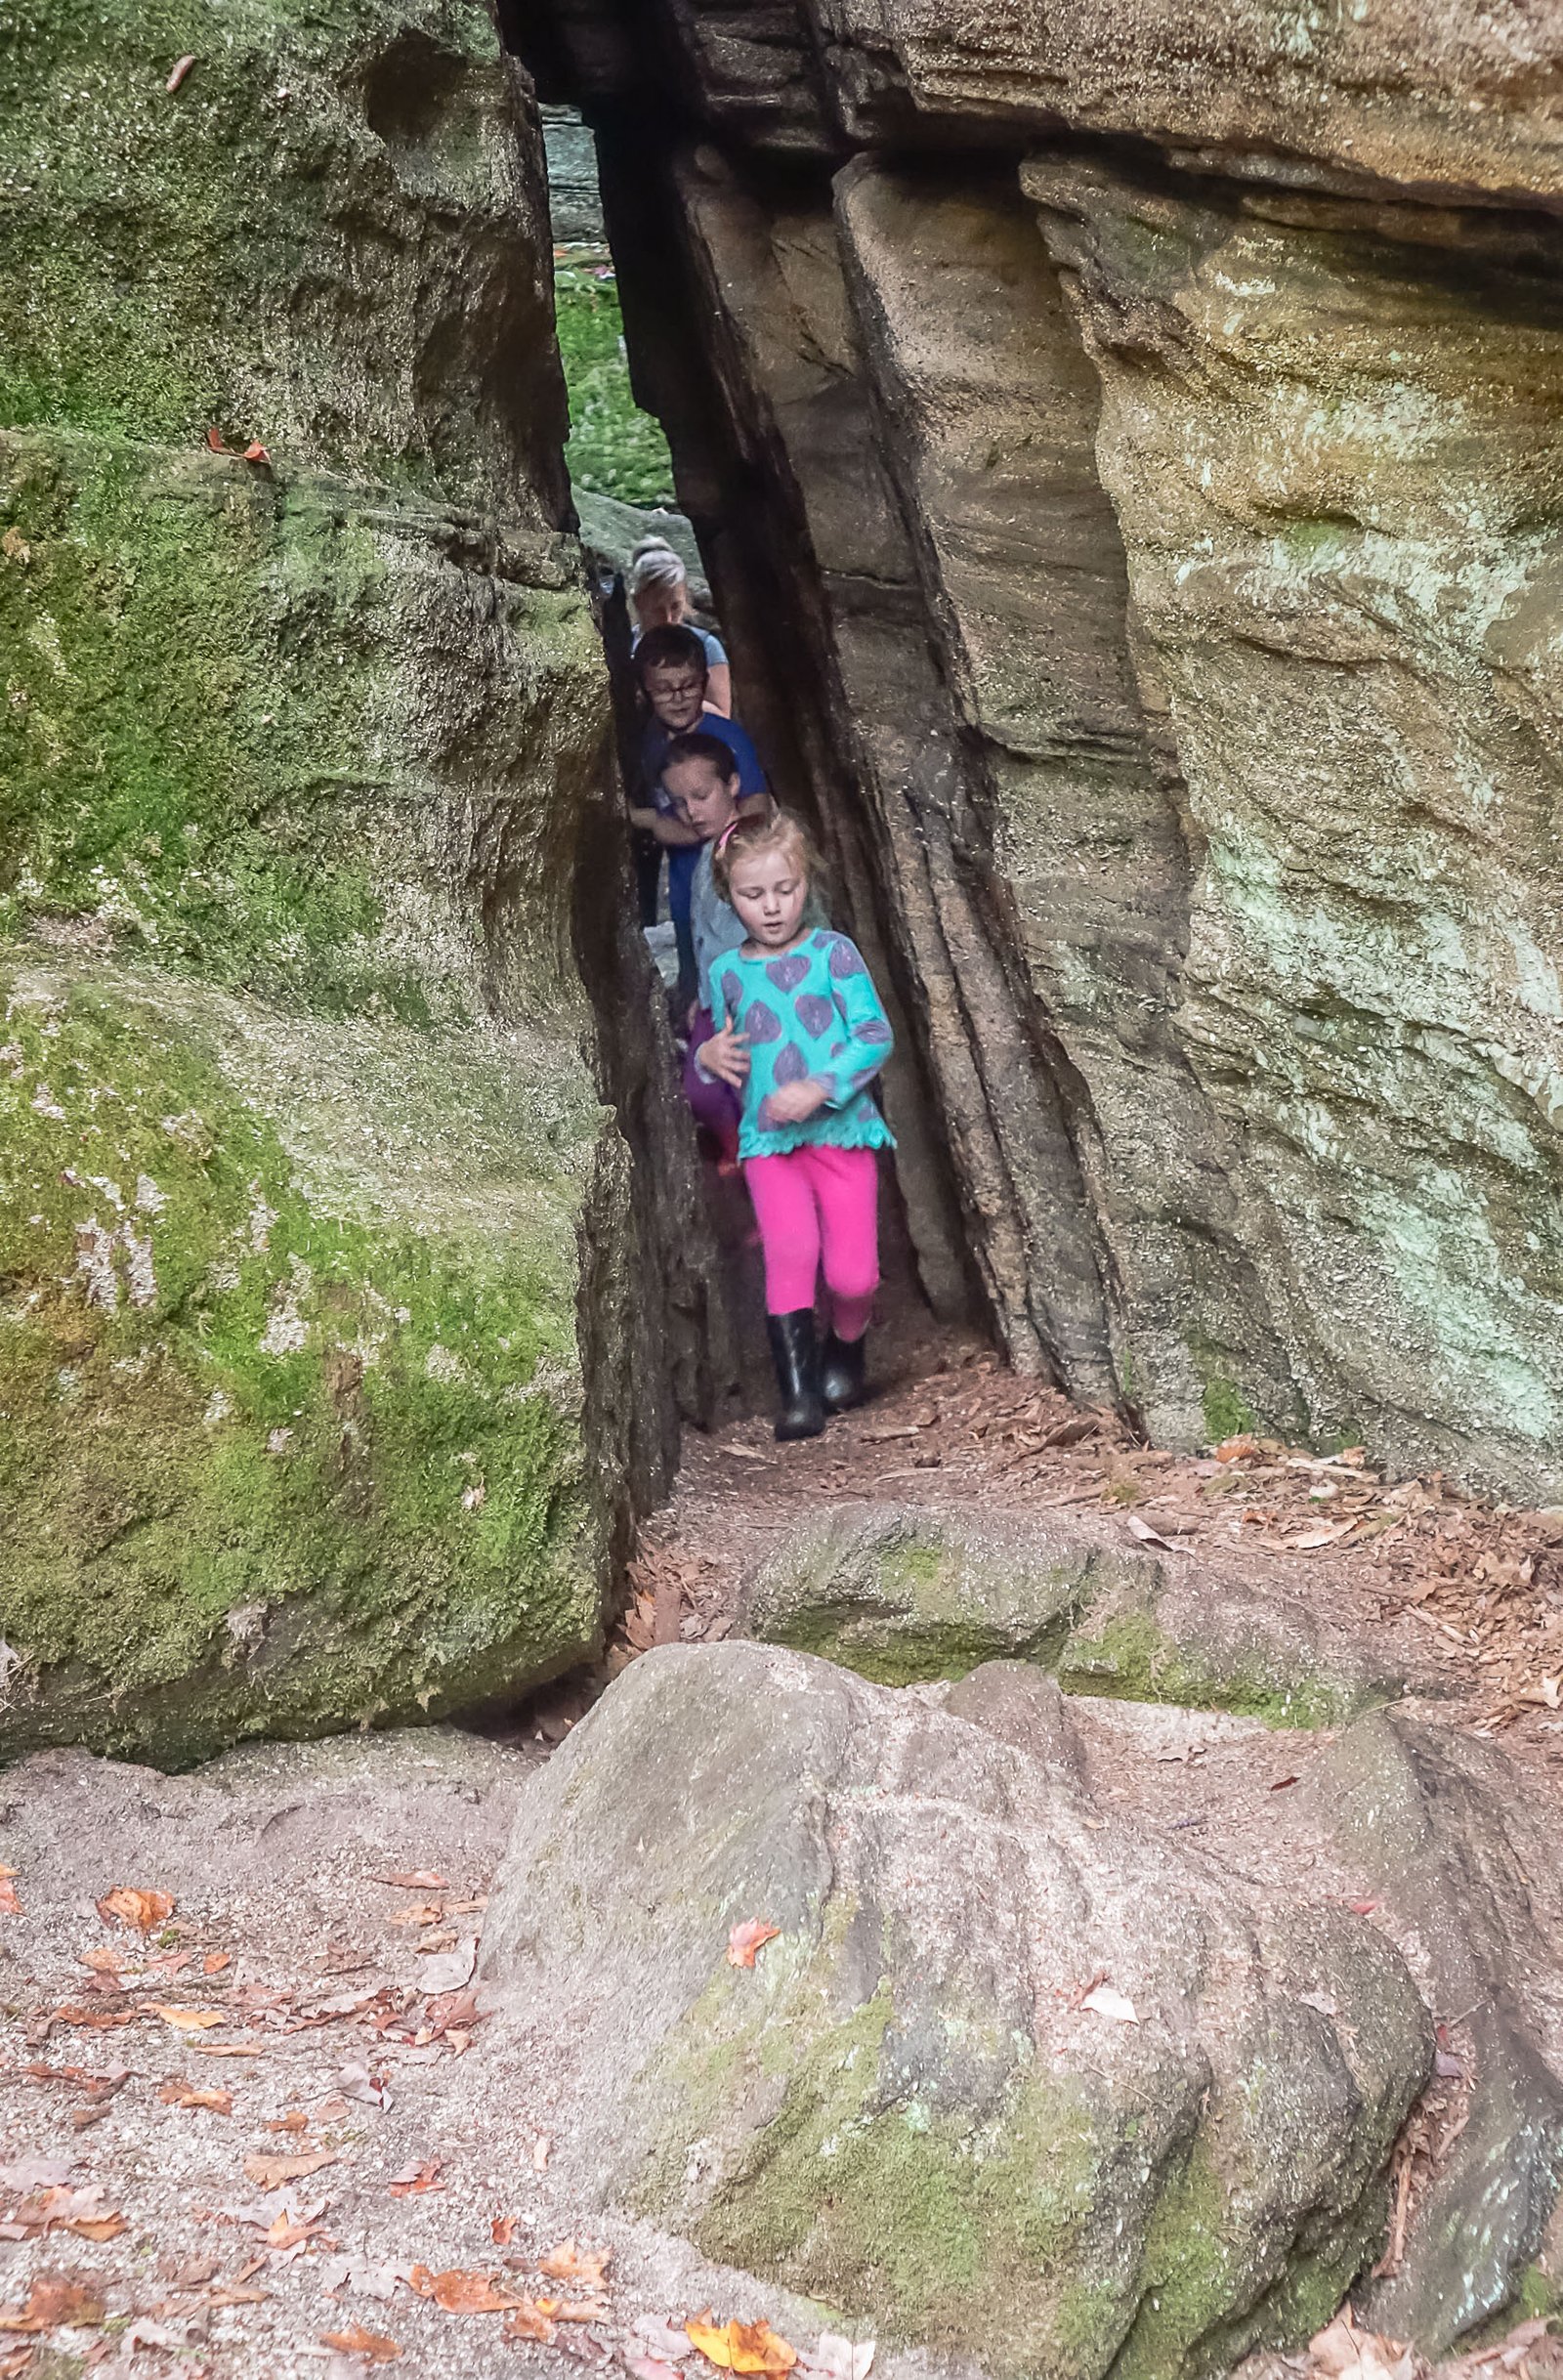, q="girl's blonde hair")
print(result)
[712,805,819,903]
